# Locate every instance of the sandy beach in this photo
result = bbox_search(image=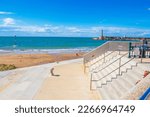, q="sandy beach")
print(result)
[0,53,85,68]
